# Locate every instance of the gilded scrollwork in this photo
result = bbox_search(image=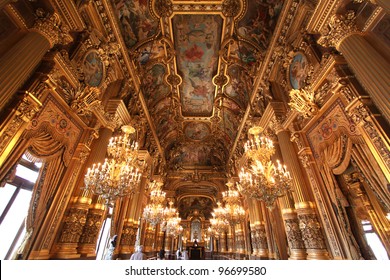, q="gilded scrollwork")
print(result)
[285,218,306,249]
[79,211,104,244]
[288,88,319,119]
[58,208,88,243]
[298,213,327,249]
